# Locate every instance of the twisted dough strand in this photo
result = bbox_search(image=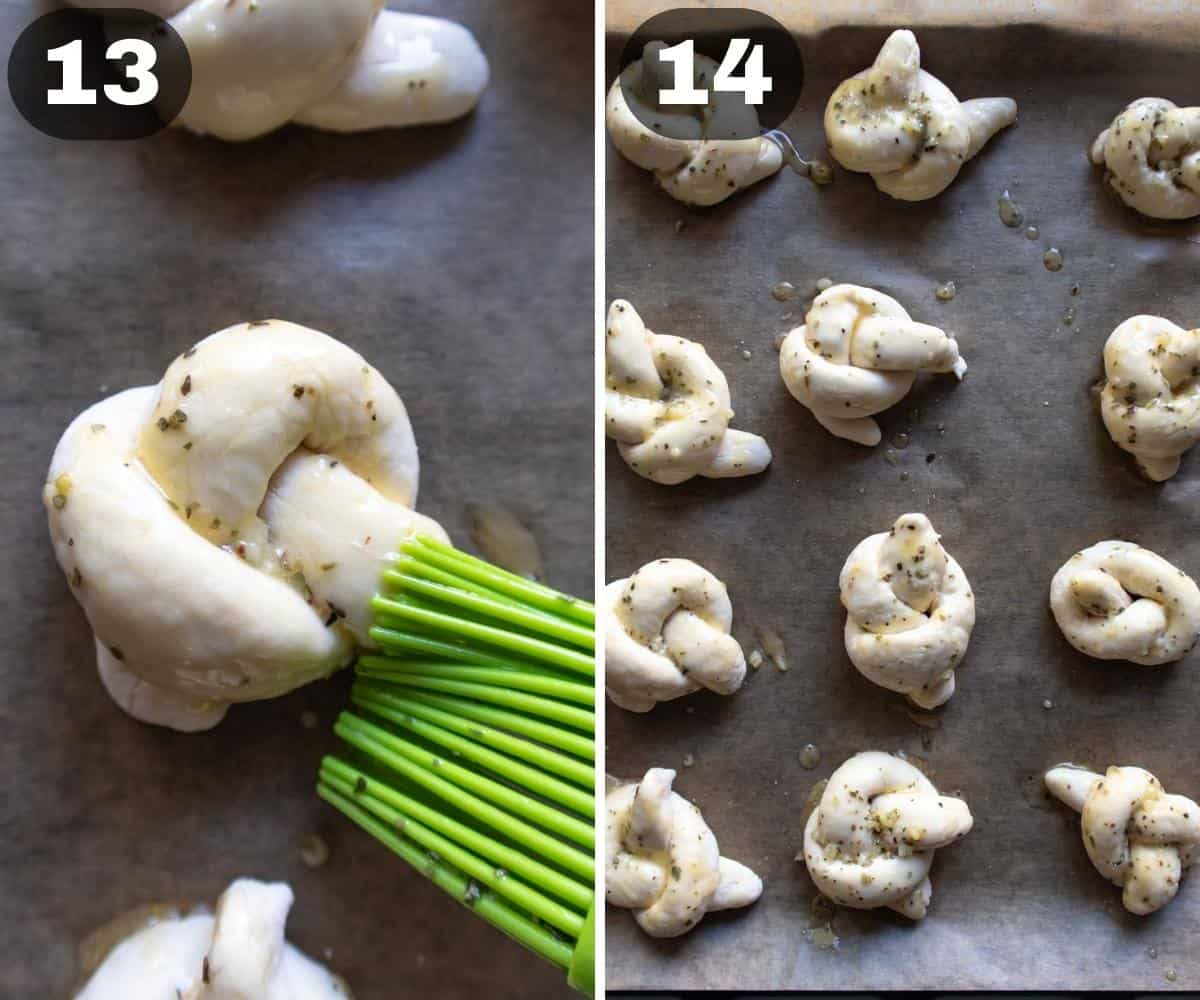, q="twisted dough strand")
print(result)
[607,768,762,937]
[71,1,488,141]
[840,513,974,708]
[802,751,972,919]
[1100,314,1200,482]
[1049,541,1200,665]
[603,558,747,712]
[44,321,446,731]
[1091,98,1200,220]
[605,43,782,206]
[824,30,1016,201]
[1046,764,1200,915]
[606,300,771,483]
[779,284,966,446]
